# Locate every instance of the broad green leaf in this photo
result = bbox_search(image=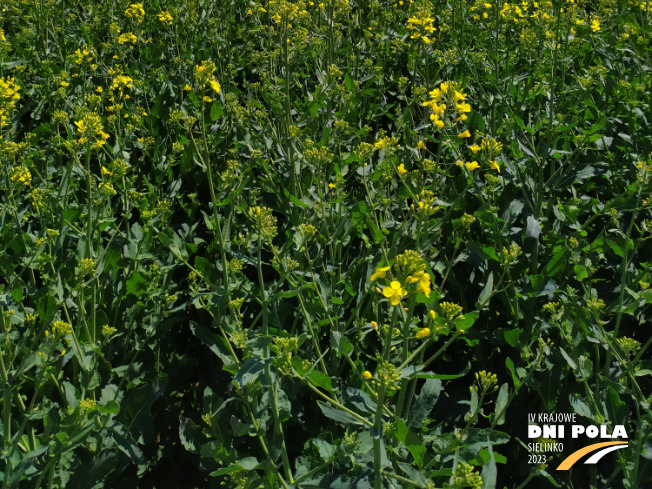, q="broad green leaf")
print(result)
[210,457,260,477]
[408,378,441,429]
[394,418,426,465]
[477,272,493,308]
[503,329,521,347]
[494,384,509,425]
[233,356,272,388]
[317,402,364,426]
